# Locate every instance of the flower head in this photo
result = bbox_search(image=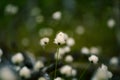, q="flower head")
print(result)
[34,60,44,71]
[88,55,98,64]
[66,37,75,47]
[54,32,68,45]
[60,65,72,76]
[92,64,113,80]
[19,67,31,78]
[107,19,115,28]
[90,47,100,55]
[65,55,73,63]
[40,37,49,46]
[11,52,24,64]
[81,47,90,55]
[52,11,62,20]
[5,4,18,15]
[54,77,63,80]
[38,77,46,80]
[109,57,118,66]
